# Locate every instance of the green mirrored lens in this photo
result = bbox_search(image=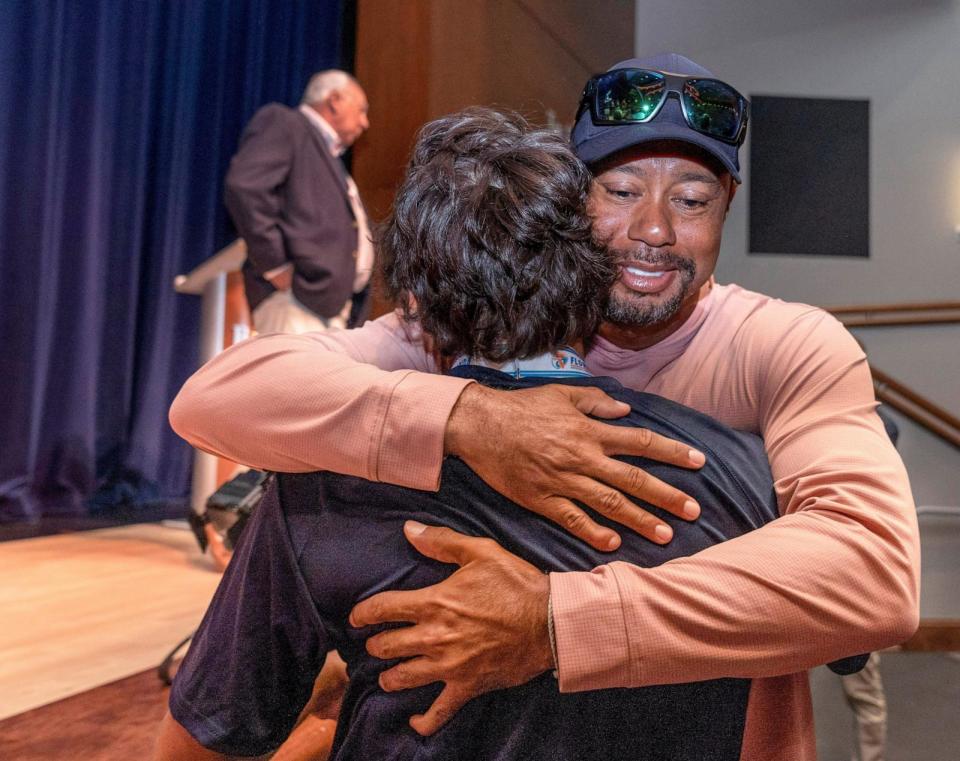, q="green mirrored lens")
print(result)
[682,79,742,141]
[596,70,665,122]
